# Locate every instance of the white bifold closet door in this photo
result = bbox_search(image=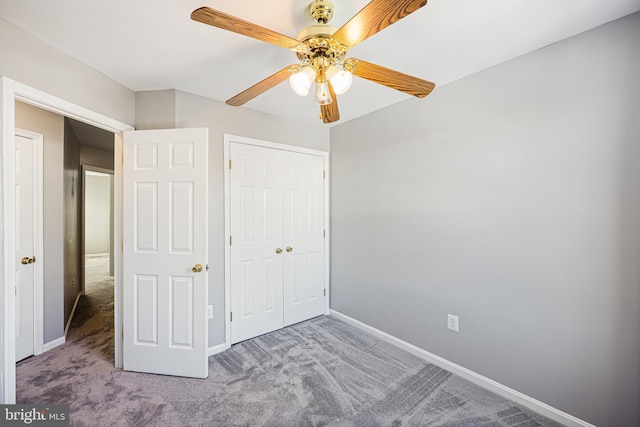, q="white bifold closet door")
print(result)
[230,142,325,344]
